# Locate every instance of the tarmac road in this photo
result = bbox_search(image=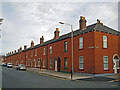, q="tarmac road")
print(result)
[2,67,119,88]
